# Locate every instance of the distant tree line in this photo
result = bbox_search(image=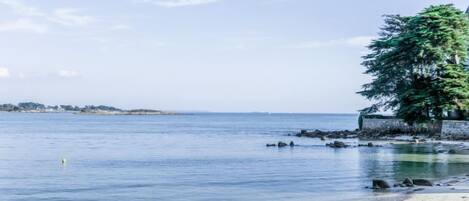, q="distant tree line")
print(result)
[0,102,121,112]
[359,4,469,124]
